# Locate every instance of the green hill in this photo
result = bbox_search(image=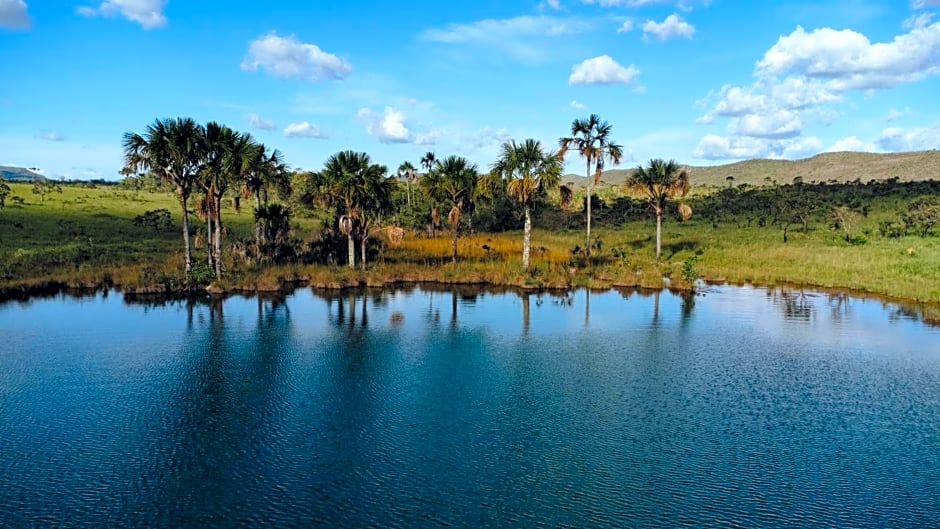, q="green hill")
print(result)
[563,150,940,190]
